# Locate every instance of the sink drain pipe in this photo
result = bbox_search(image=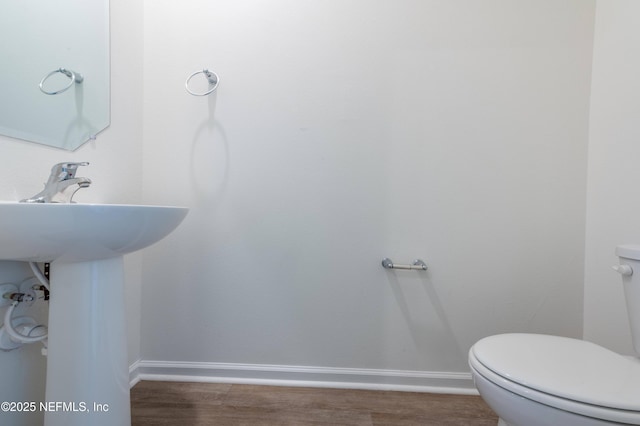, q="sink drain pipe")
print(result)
[29,262,50,292]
